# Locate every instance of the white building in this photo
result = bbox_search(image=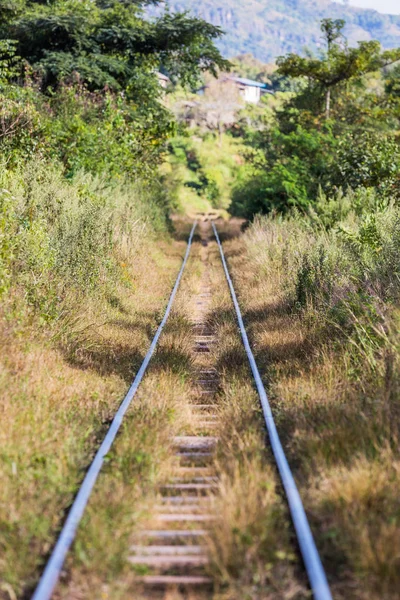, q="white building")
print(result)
[197,76,272,104]
[227,76,271,103]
